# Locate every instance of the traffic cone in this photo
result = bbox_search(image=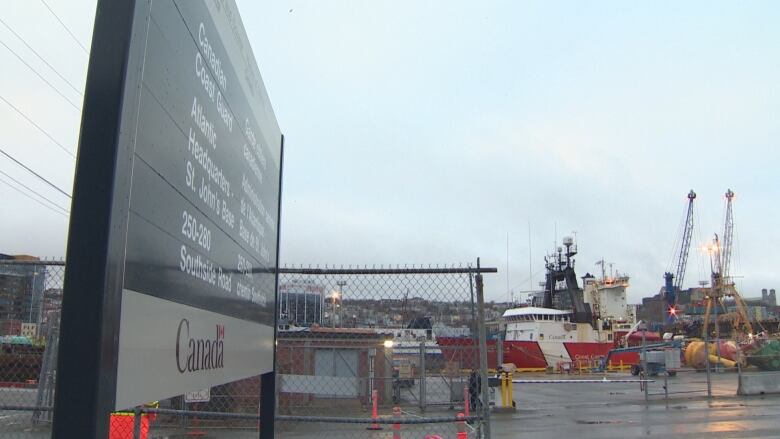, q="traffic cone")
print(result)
[392,406,401,439]
[456,412,467,439]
